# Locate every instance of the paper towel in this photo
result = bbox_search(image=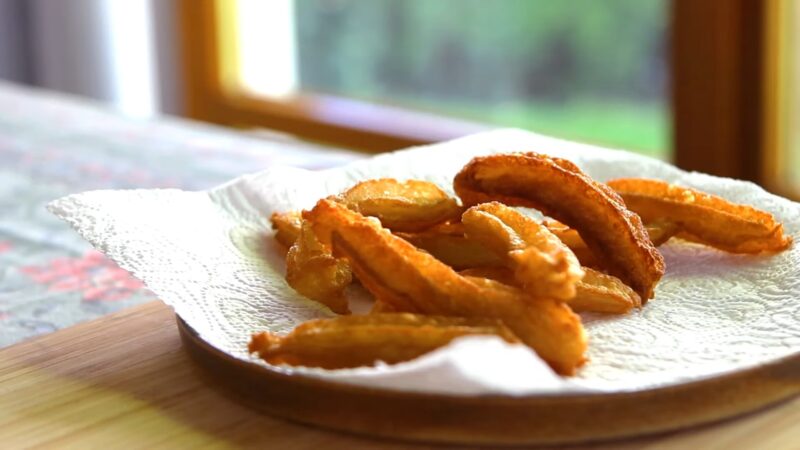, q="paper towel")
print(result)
[48,129,800,395]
